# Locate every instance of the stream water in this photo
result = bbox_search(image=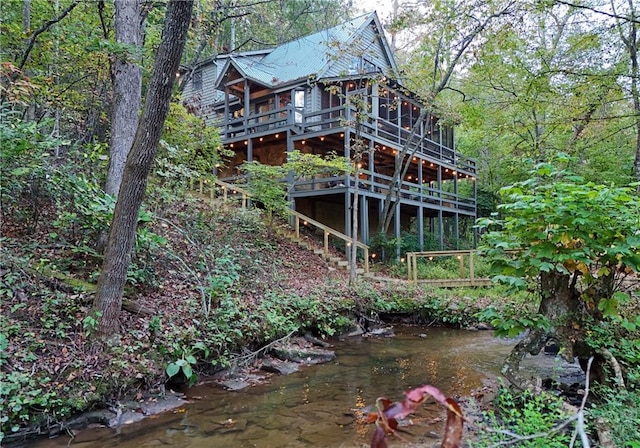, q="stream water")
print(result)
[28,327,583,448]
